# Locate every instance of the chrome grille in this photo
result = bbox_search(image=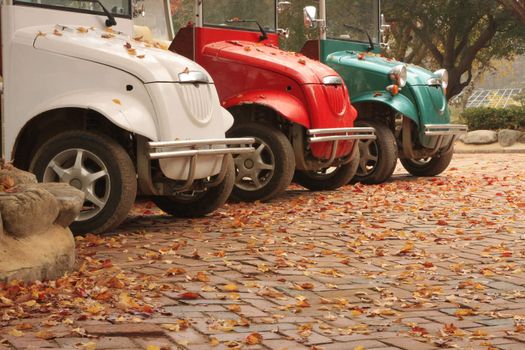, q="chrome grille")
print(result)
[324,85,346,115]
[178,84,213,124]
